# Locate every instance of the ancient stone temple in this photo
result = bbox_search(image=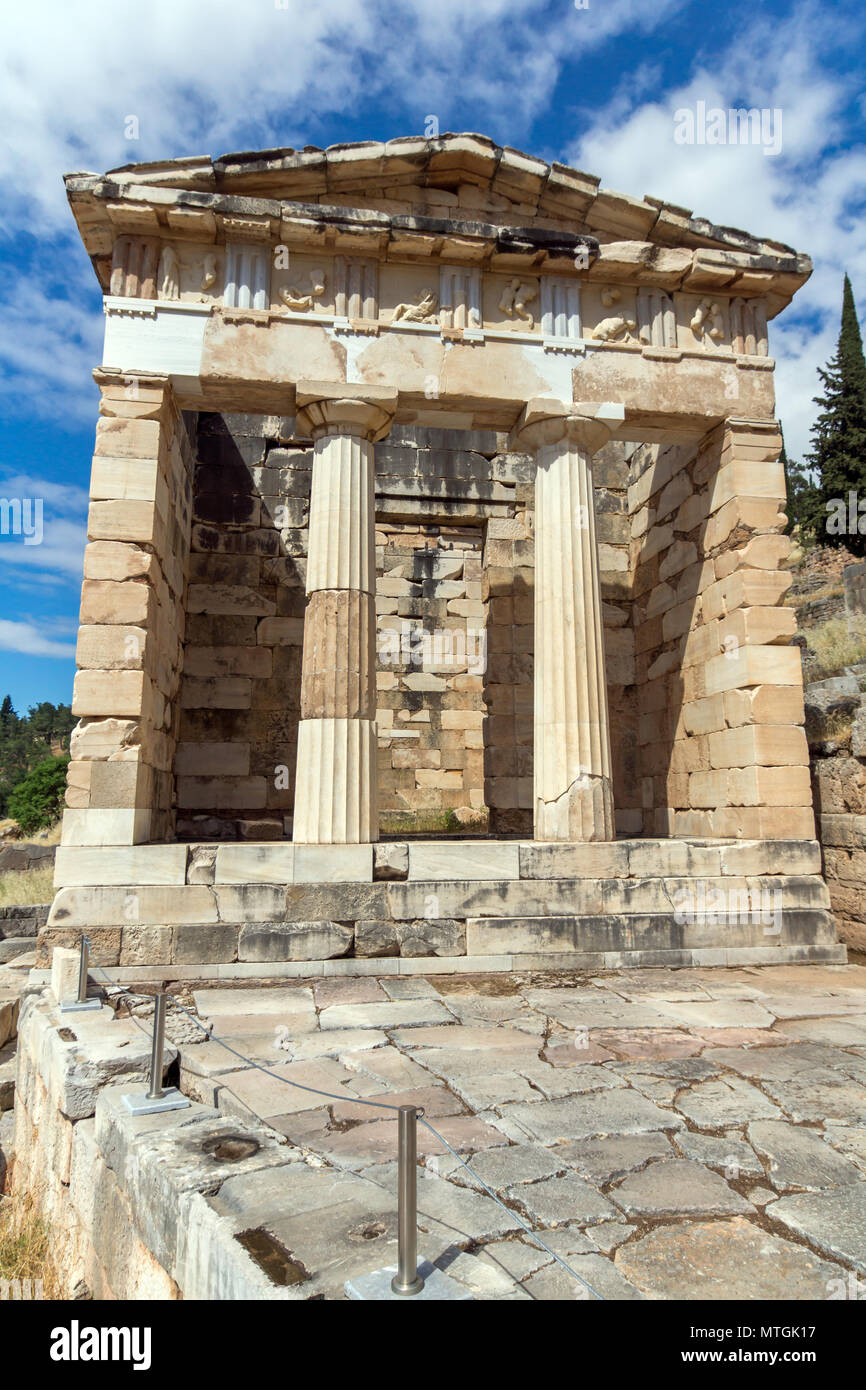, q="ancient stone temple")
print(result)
[46,134,844,974]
